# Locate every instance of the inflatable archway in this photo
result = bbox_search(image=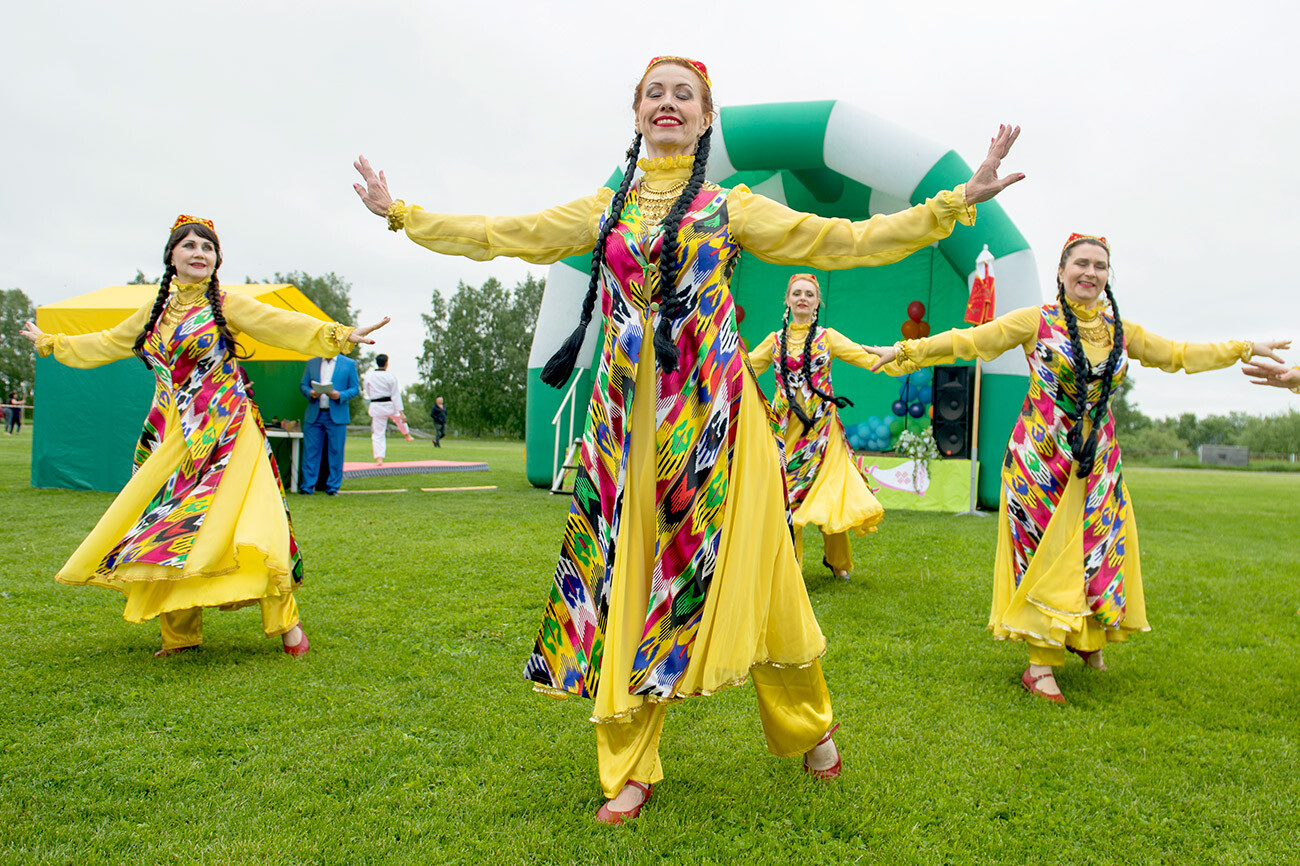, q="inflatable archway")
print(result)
[524,100,1039,508]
